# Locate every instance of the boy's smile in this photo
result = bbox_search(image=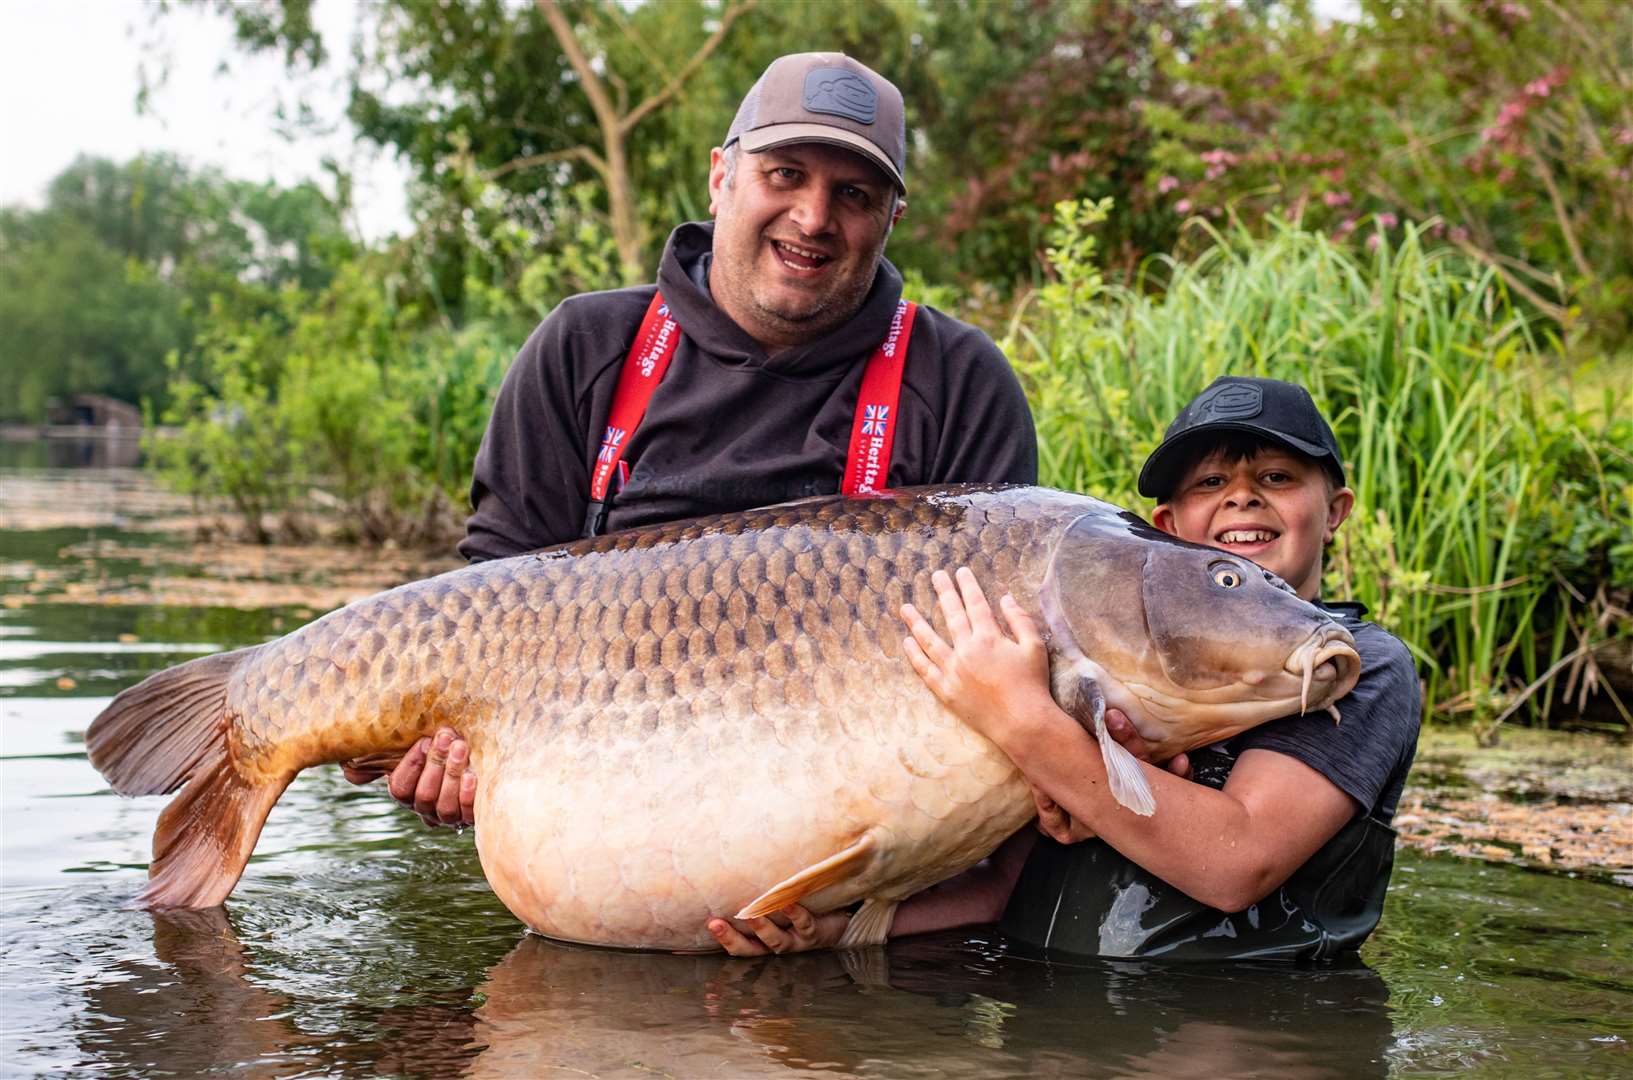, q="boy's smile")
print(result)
[1153,448,1354,601]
